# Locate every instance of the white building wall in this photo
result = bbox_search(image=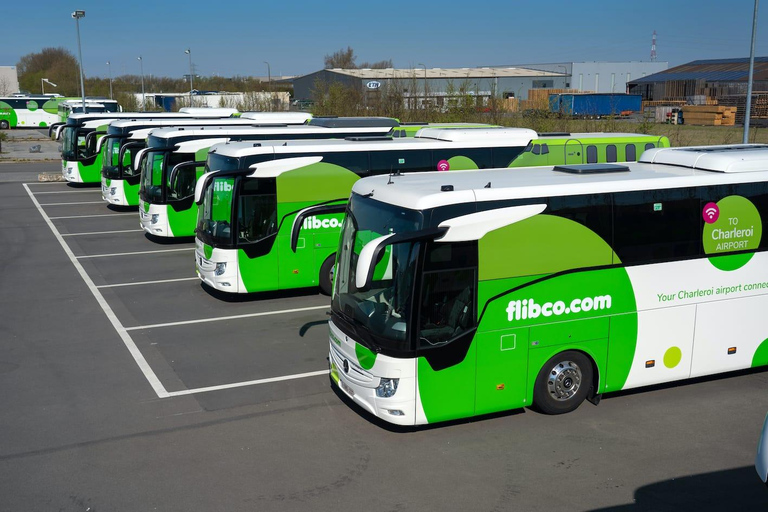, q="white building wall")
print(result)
[0,66,20,95]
